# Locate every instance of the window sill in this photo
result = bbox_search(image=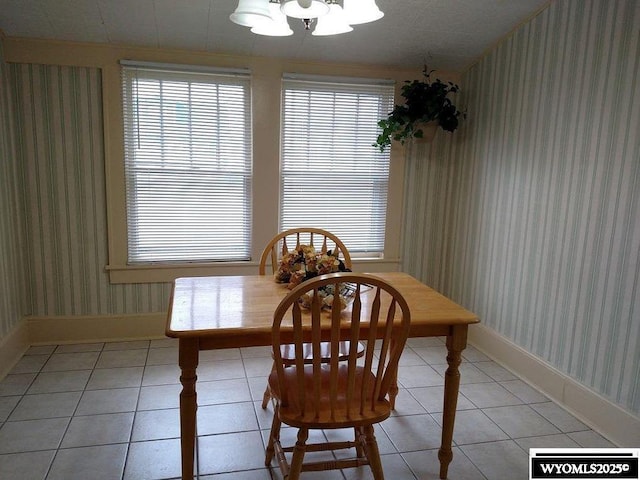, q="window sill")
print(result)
[106,262,261,284]
[106,258,402,284]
